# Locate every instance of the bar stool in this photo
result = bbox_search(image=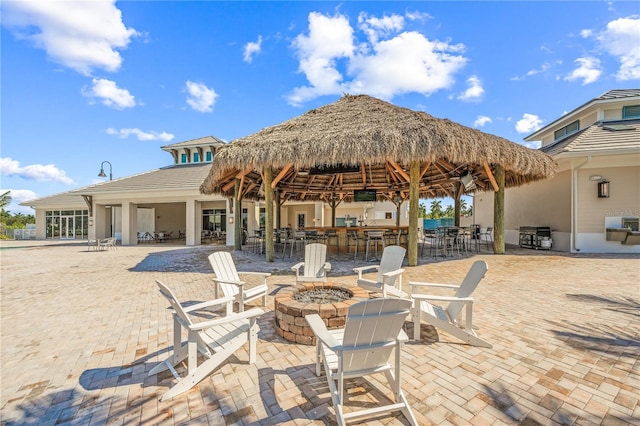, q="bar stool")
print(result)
[480,227,493,251]
[325,229,339,258]
[364,230,385,261]
[347,230,362,261]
